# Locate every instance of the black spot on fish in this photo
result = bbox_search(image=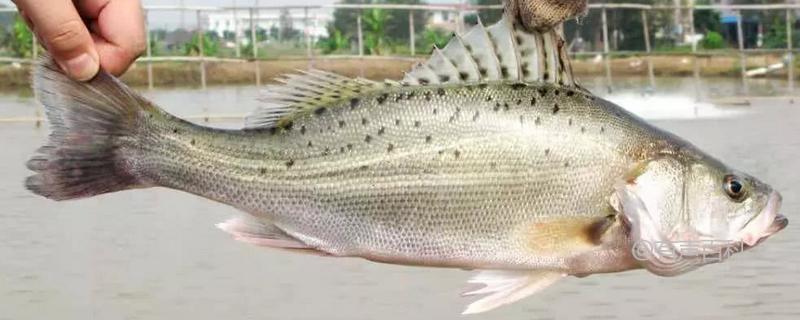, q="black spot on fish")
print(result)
[554,89,560,96]
[515,35,523,44]
[566,90,575,97]
[535,117,542,125]
[307,141,313,148]
[350,98,360,109]
[600,127,606,133]
[300,125,307,135]
[359,165,369,170]
[568,118,573,126]
[437,88,446,96]
[478,83,488,89]
[485,96,493,102]
[285,159,295,168]
[283,121,294,131]
[538,88,548,97]
[459,72,469,81]
[424,91,432,101]
[362,118,368,126]
[365,135,372,143]
[340,147,346,153]
[414,121,421,128]
[439,75,450,82]
[516,99,522,105]
[494,102,501,112]
[473,111,480,121]
[500,66,509,78]
[543,72,549,81]
[378,127,385,135]
[454,150,462,159]
[323,147,331,156]
[260,168,267,174]
[490,162,497,169]
[190,139,196,145]
[425,135,432,143]
[407,91,416,99]
[530,97,537,105]
[519,115,524,125]
[479,68,488,77]
[503,103,510,111]
[522,68,530,77]
[433,108,438,115]
[314,107,327,115]
[552,103,560,114]
[419,78,430,85]
[395,119,401,126]
[338,120,346,128]
[377,93,388,104]
[395,93,404,102]
[347,143,353,150]
[511,83,526,90]
[564,161,570,168]
[387,143,395,152]
[544,148,550,156]
[581,126,586,133]
[172,128,179,134]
